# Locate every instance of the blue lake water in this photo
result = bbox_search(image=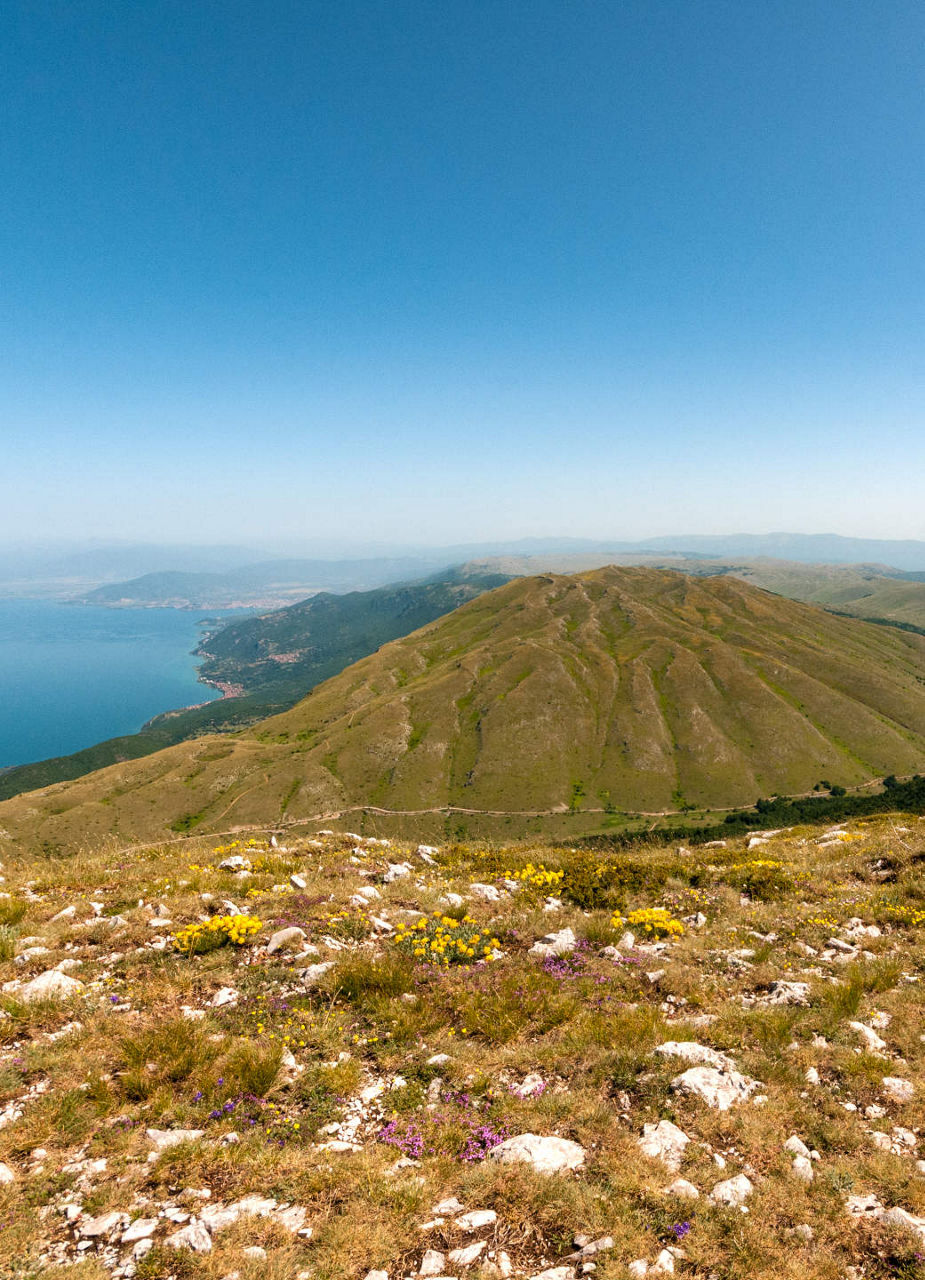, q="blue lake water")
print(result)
[0,600,225,769]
